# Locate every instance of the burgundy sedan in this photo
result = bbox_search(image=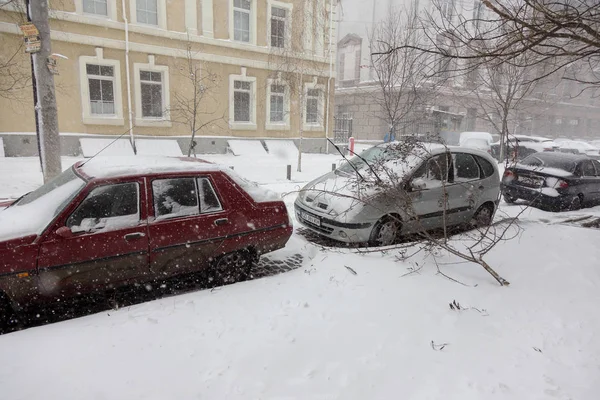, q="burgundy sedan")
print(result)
[0,157,292,330]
